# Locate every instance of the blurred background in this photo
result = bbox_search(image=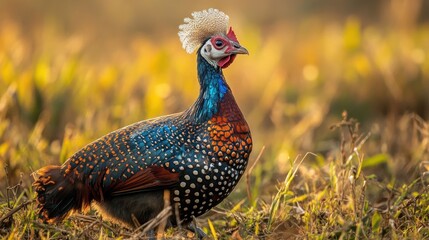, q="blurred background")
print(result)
[0,0,428,198]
